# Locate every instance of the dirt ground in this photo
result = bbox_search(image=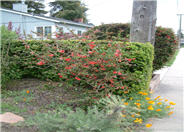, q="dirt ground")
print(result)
[1,78,96,132]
